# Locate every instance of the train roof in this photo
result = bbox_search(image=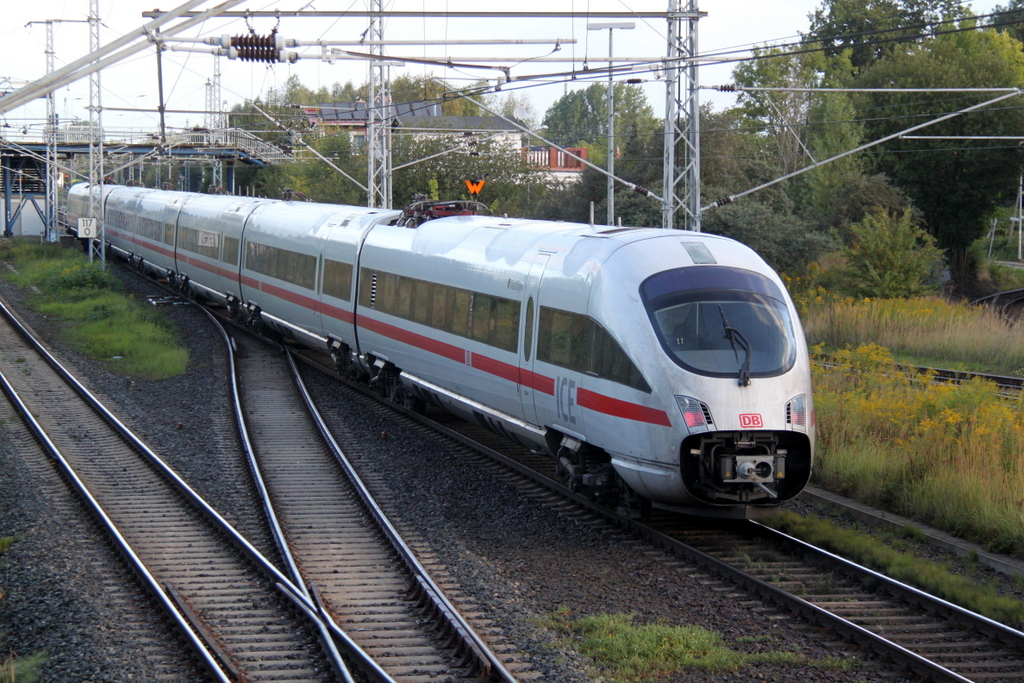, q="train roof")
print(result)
[410,214,759,265]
